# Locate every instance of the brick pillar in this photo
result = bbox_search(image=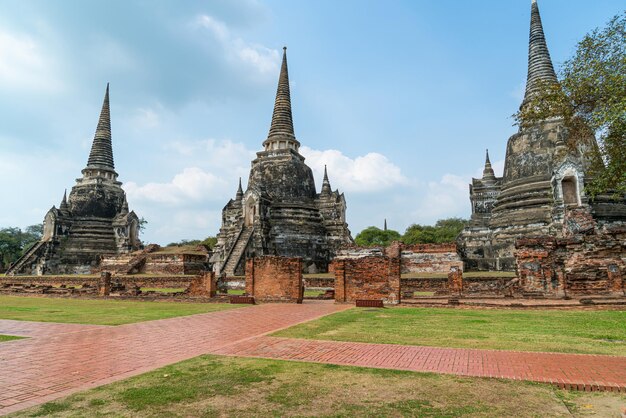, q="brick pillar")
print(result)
[296,258,304,303]
[333,260,346,302]
[98,272,111,297]
[387,246,402,304]
[245,258,255,297]
[448,267,463,295]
